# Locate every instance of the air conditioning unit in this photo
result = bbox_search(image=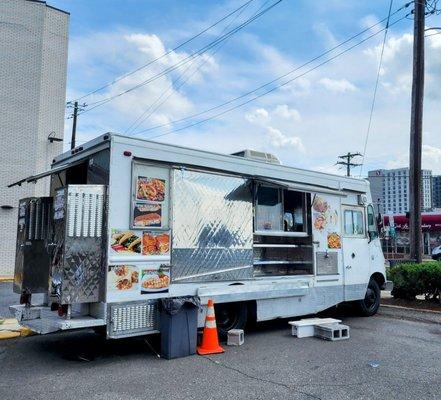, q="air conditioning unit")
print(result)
[231,149,281,165]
